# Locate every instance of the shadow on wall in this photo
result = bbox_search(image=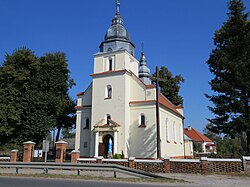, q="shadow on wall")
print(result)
[127,121,157,158]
